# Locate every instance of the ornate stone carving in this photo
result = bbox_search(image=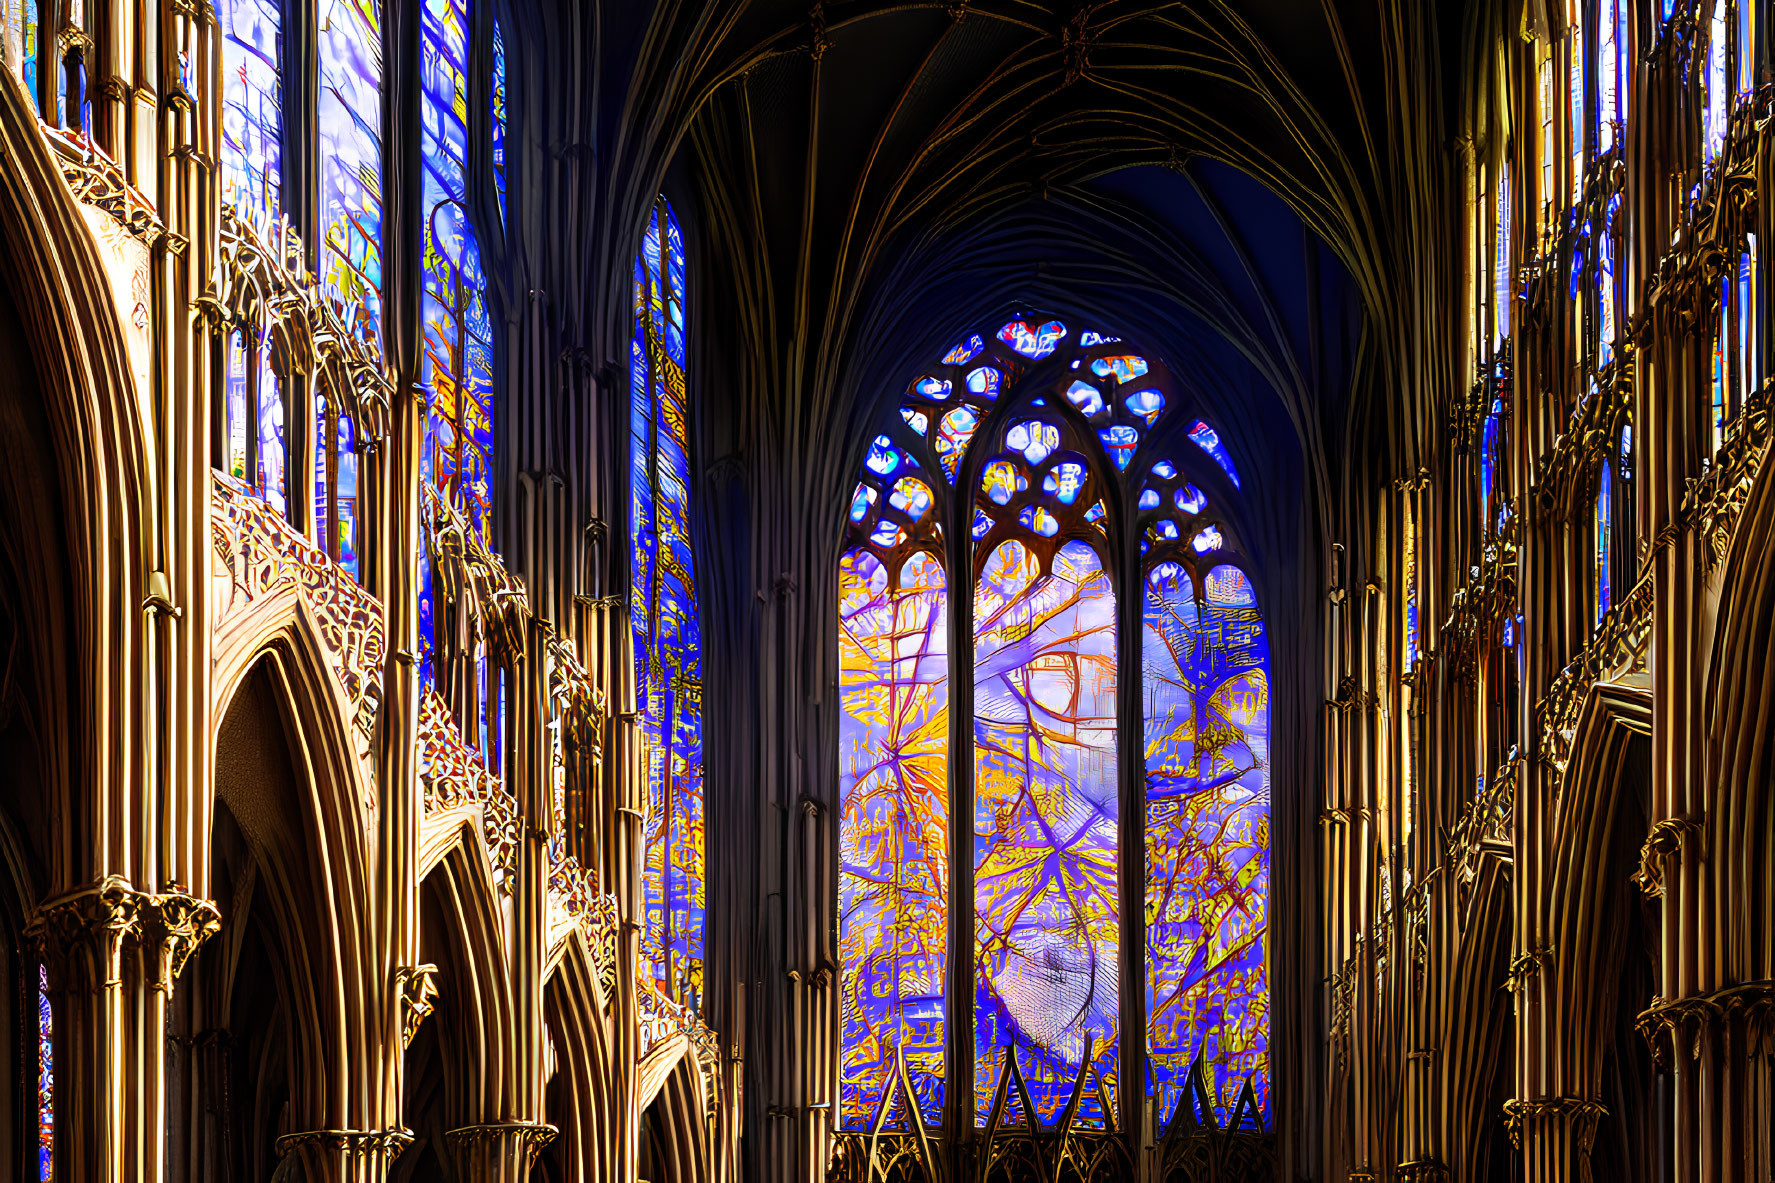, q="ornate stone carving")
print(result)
[1503,945,1553,995]
[1501,1097,1608,1151]
[1537,571,1653,770]
[274,1129,414,1158]
[1637,981,1775,1067]
[138,891,222,991]
[1680,381,1770,572]
[1630,817,1702,897]
[27,876,141,992]
[396,964,440,1049]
